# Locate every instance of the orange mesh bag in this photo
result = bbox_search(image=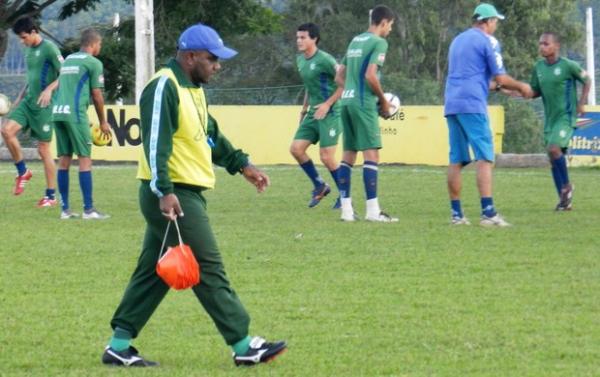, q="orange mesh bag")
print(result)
[156,219,200,290]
